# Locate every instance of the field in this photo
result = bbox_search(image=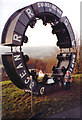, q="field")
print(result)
[1,76,80,119]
